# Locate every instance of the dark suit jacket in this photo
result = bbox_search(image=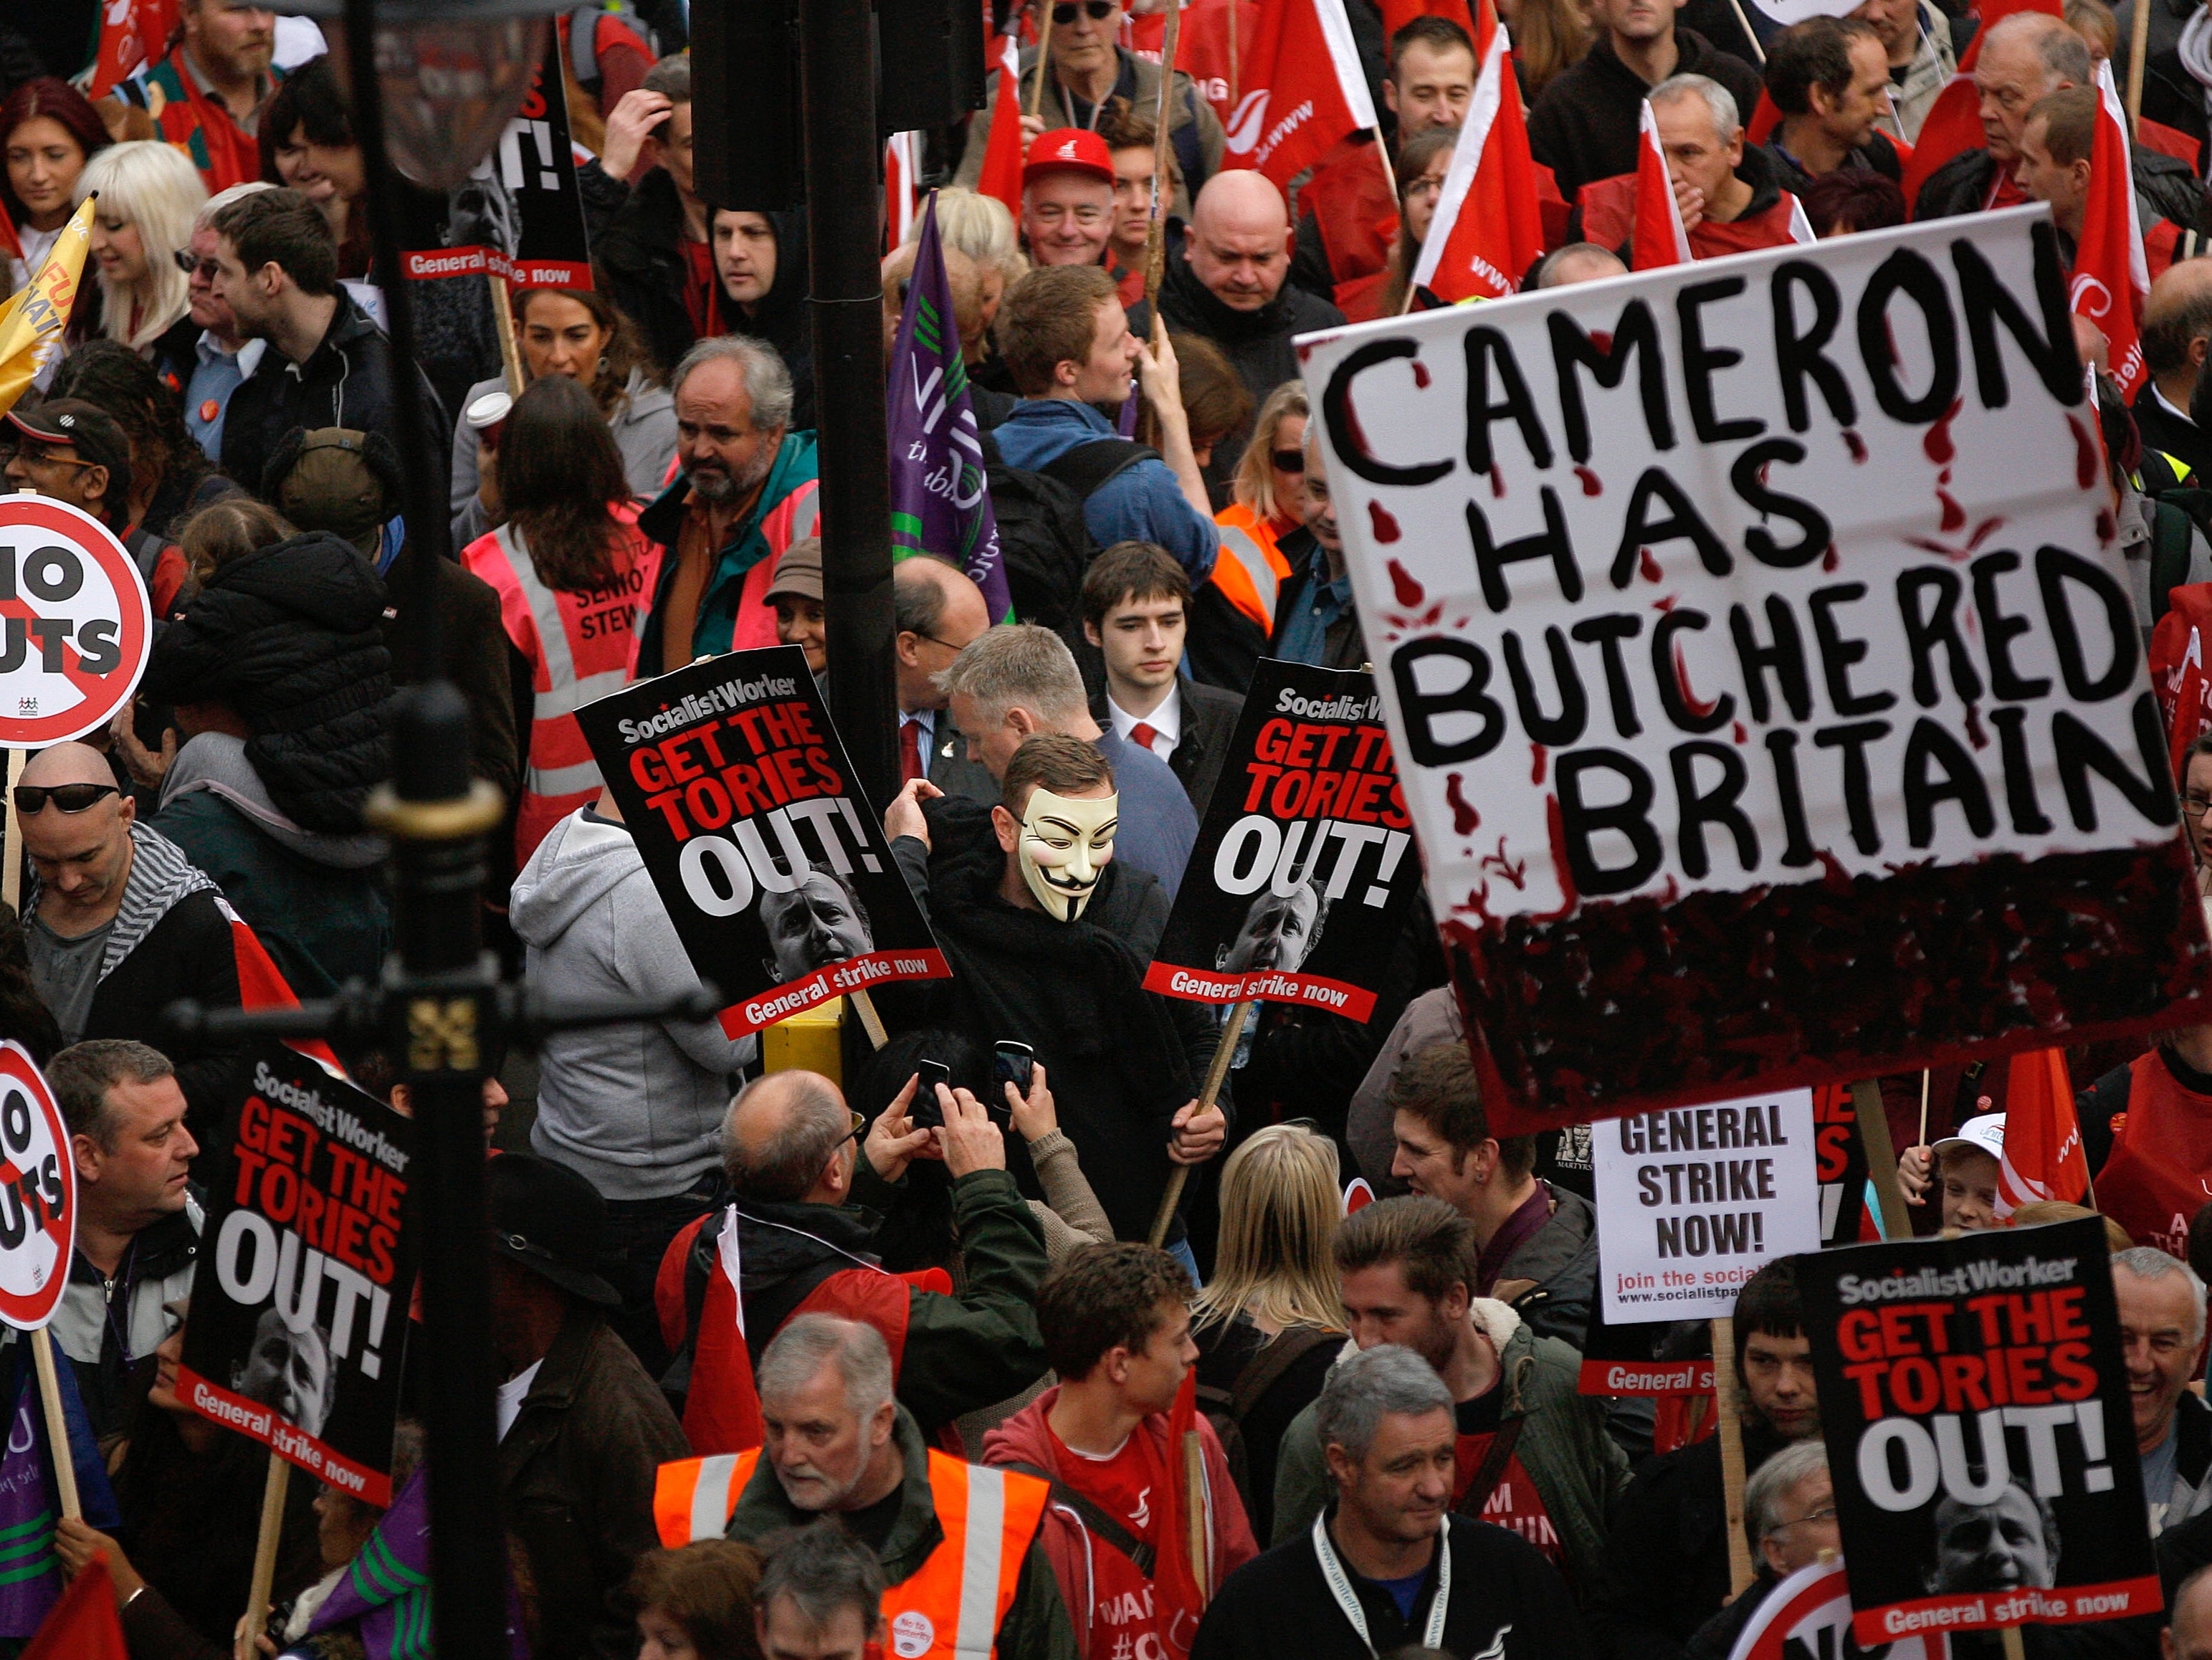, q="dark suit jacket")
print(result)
[1095,675,1245,820]
[919,712,999,805]
[2135,383,2212,480]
